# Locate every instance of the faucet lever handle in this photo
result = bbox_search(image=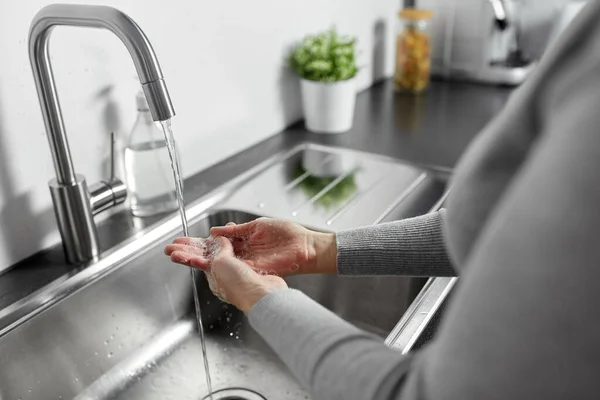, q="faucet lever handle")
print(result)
[89,132,127,215]
[110,131,116,181]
